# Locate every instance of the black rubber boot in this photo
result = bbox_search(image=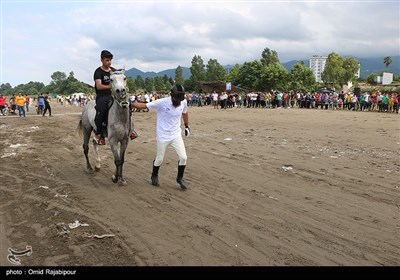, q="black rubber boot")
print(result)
[176,164,187,190]
[151,161,160,186]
